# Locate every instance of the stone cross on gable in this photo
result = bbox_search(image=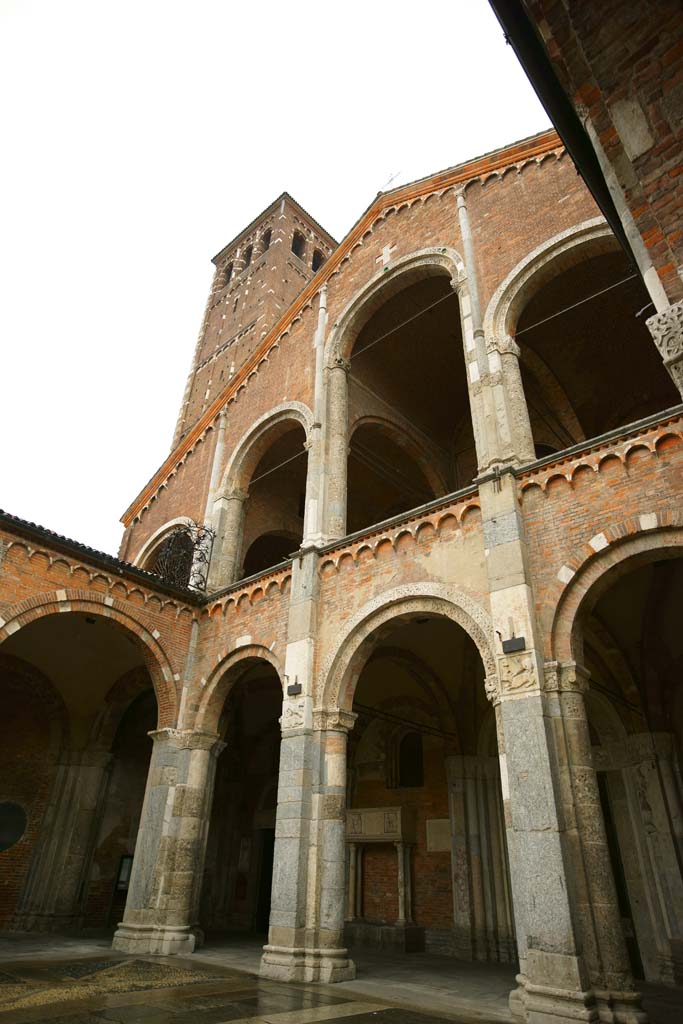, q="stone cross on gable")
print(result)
[376,243,397,267]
